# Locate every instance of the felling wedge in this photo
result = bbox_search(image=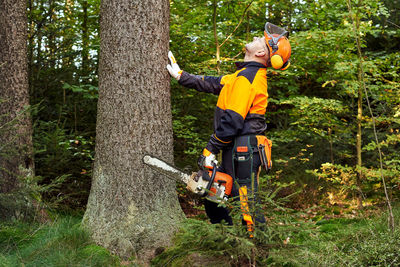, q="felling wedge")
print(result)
[143,155,233,203]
